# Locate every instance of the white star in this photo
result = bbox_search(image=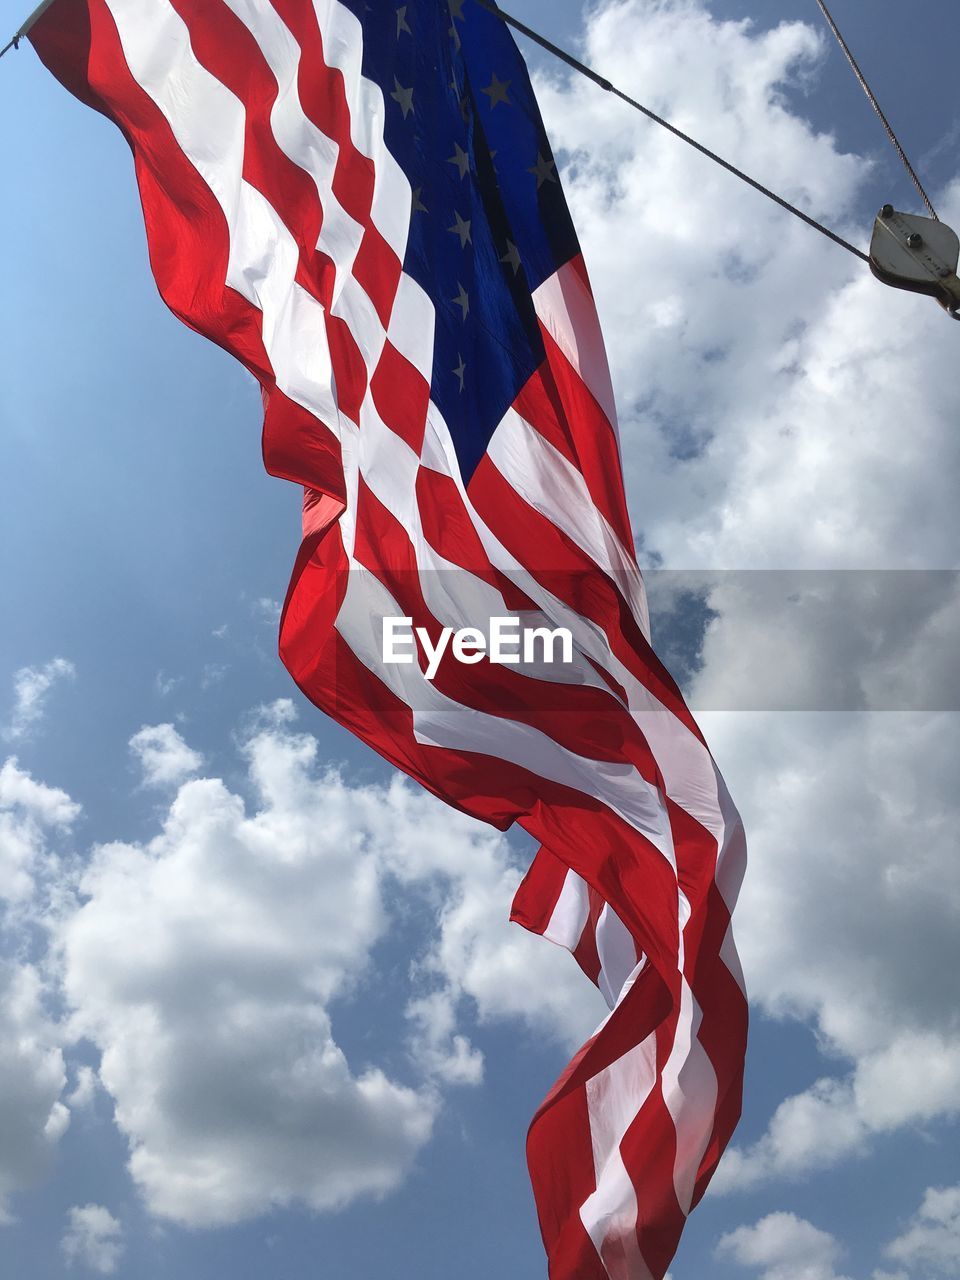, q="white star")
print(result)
[453,354,466,391]
[412,187,428,214]
[481,71,511,109]
[448,210,472,248]
[391,77,414,119]
[396,5,411,36]
[447,143,470,180]
[500,240,521,275]
[448,0,465,20]
[452,283,470,320]
[527,150,557,188]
